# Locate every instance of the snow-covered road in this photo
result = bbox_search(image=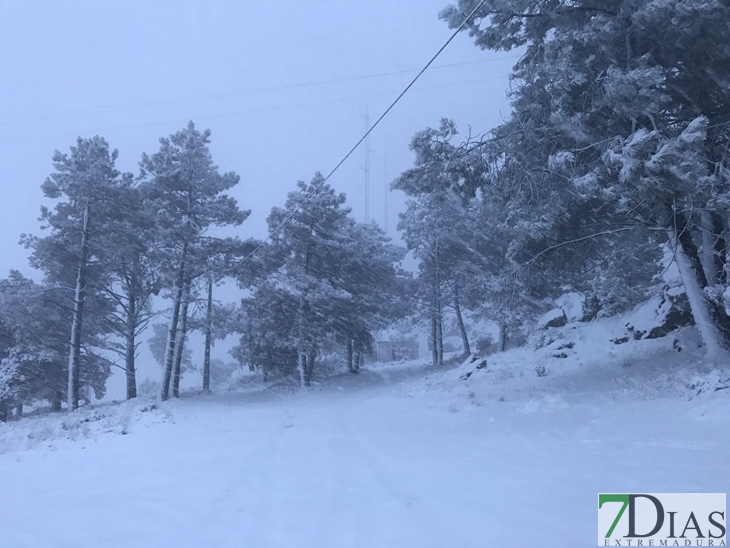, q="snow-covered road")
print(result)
[0,363,728,547]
